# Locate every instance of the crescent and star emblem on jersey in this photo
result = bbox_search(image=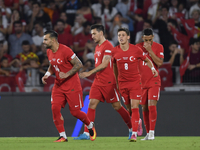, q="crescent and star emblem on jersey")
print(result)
[57,59,63,64]
[129,56,135,61]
